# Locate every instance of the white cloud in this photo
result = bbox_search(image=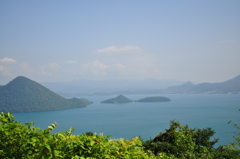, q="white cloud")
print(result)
[48,63,59,68]
[83,61,109,75]
[0,65,5,71]
[39,63,61,76]
[64,60,77,64]
[18,62,34,74]
[114,64,126,70]
[97,45,141,53]
[0,57,16,63]
[115,63,125,68]
[91,61,109,69]
[0,60,35,79]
